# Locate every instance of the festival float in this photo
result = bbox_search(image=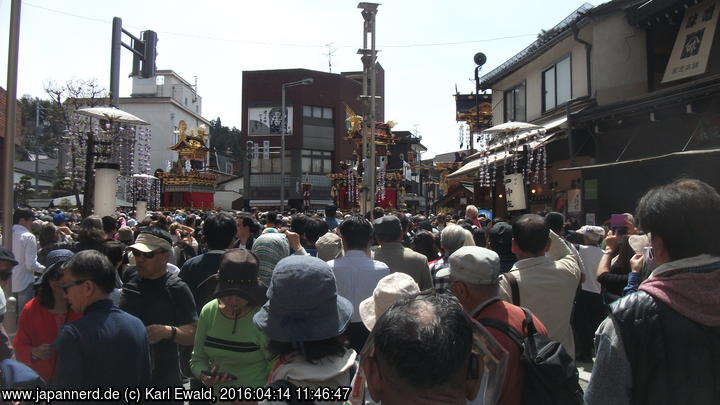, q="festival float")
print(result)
[328,106,402,210]
[157,121,217,209]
